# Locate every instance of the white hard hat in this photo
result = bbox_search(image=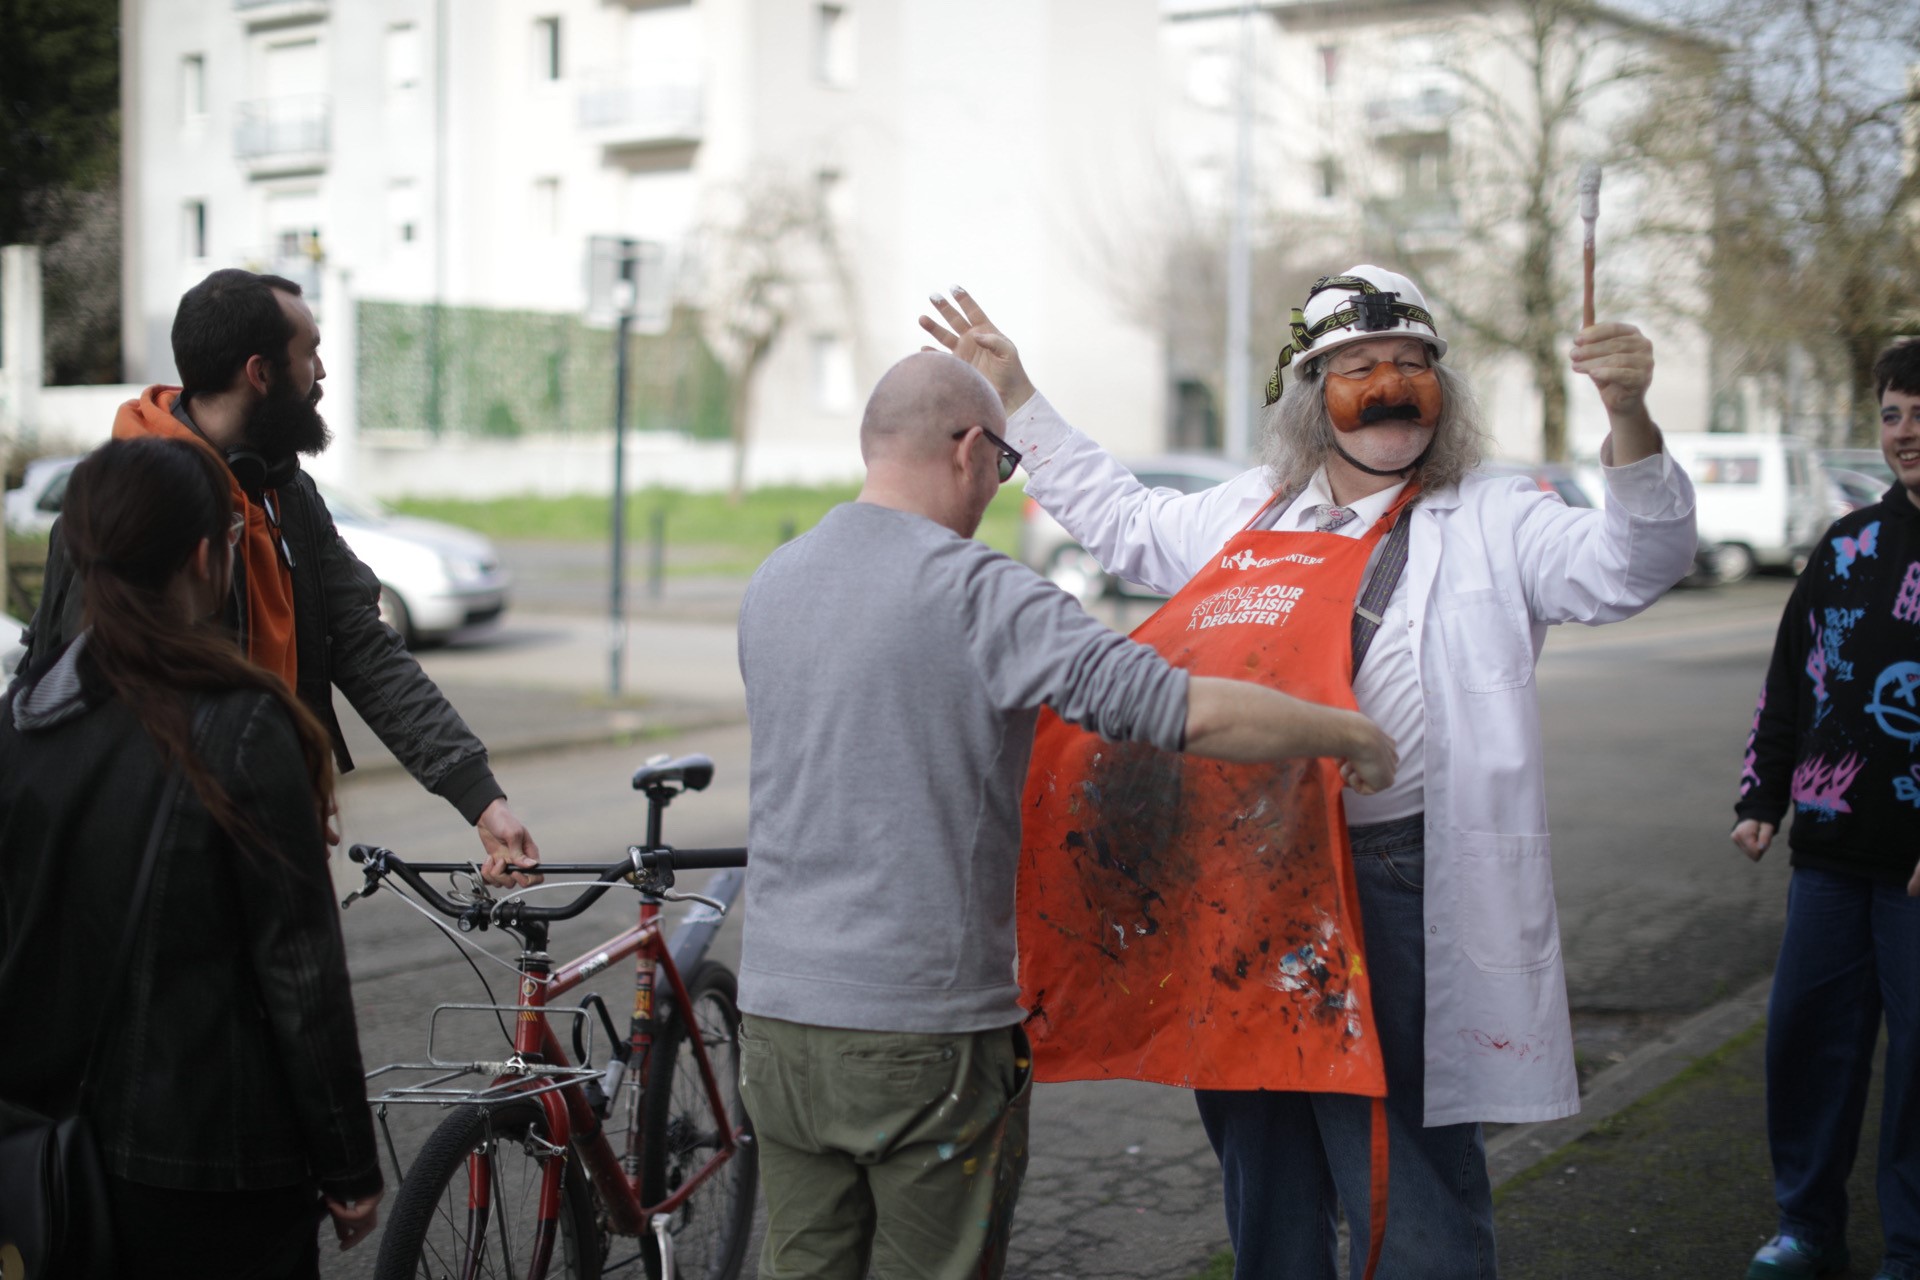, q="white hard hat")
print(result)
[1264,265,1447,405]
